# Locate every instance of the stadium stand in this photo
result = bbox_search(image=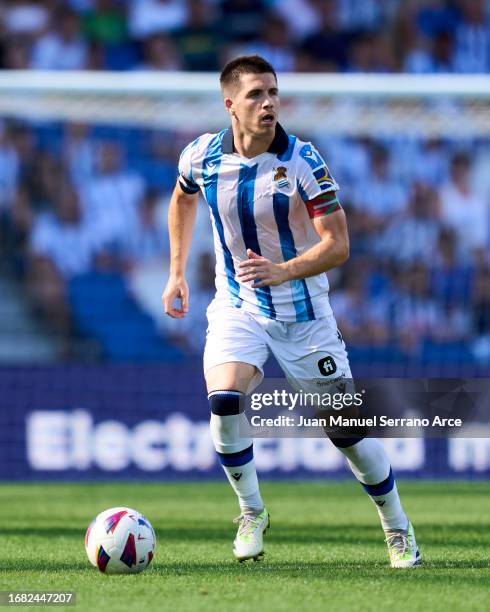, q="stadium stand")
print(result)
[0,0,488,371]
